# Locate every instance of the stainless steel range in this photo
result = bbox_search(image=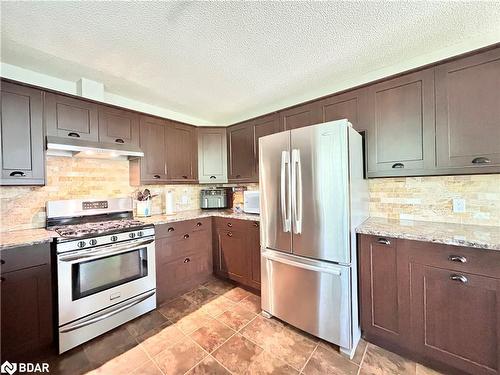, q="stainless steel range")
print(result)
[47,197,156,354]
